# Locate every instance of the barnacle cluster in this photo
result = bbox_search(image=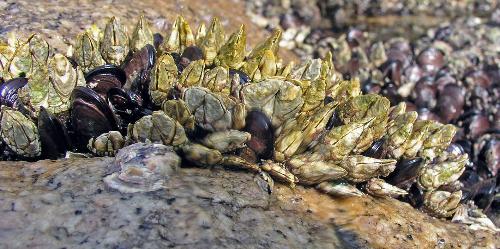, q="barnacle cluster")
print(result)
[0,15,494,228]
